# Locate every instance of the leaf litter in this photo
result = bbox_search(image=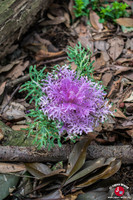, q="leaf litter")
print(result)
[0,0,133,199]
